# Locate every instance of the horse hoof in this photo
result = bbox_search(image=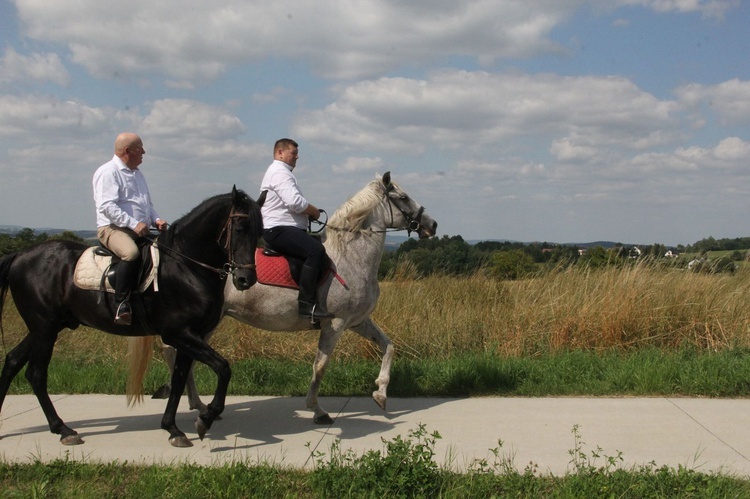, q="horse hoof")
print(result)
[314,414,334,425]
[170,436,193,448]
[372,391,387,411]
[195,417,209,440]
[151,385,171,399]
[60,434,84,446]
